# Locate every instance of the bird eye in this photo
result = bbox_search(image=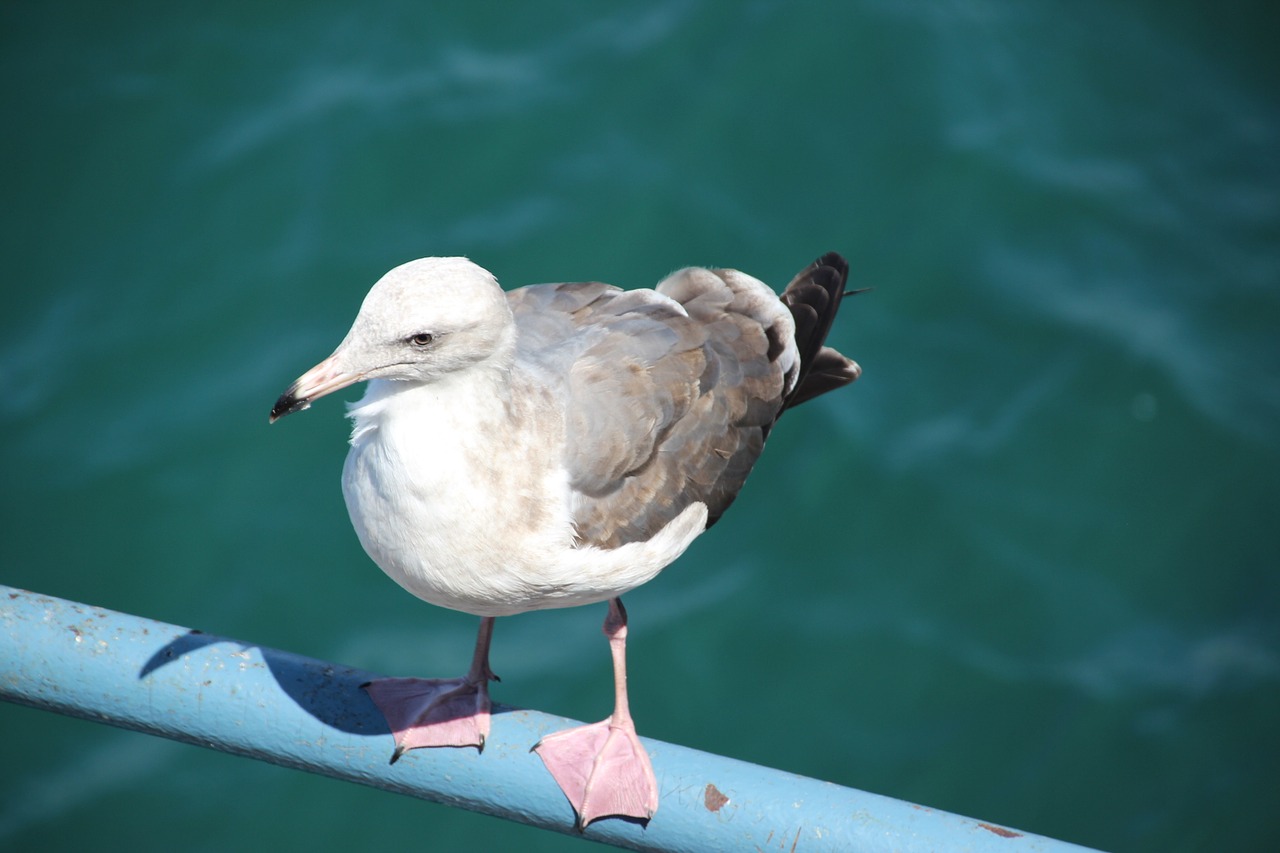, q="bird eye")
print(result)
[408,333,434,347]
